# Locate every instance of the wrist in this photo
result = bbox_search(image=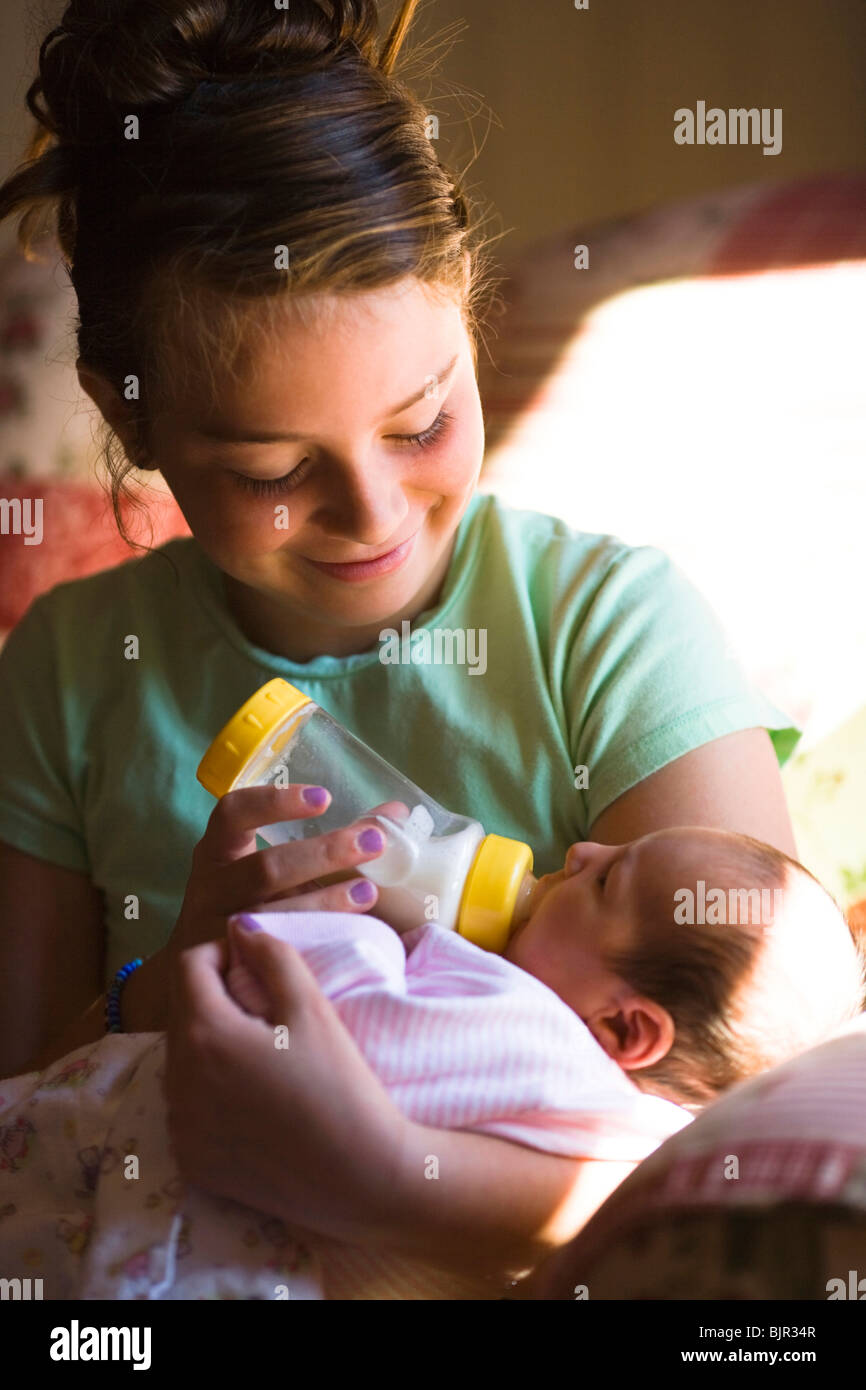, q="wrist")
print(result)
[118,949,171,1032]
